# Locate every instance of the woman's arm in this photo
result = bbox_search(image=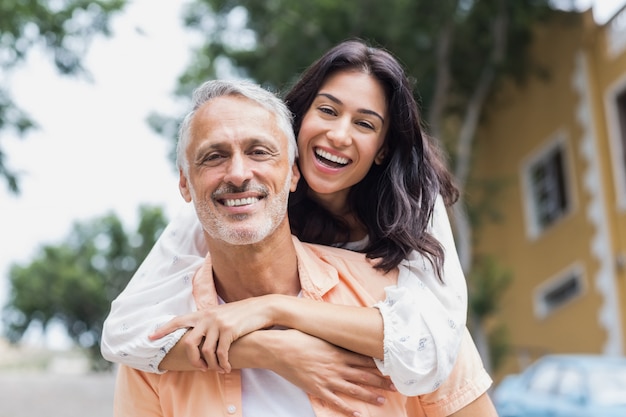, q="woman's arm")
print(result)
[100,203,208,372]
[104,196,467,399]
[153,295,384,372]
[372,195,468,395]
[162,328,394,417]
[153,196,468,396]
